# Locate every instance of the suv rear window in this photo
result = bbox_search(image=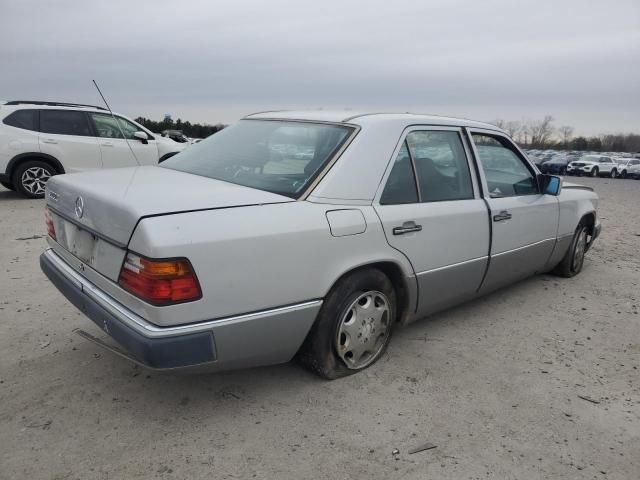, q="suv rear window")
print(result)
[40,110,92,136]
[3,109,38,131]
